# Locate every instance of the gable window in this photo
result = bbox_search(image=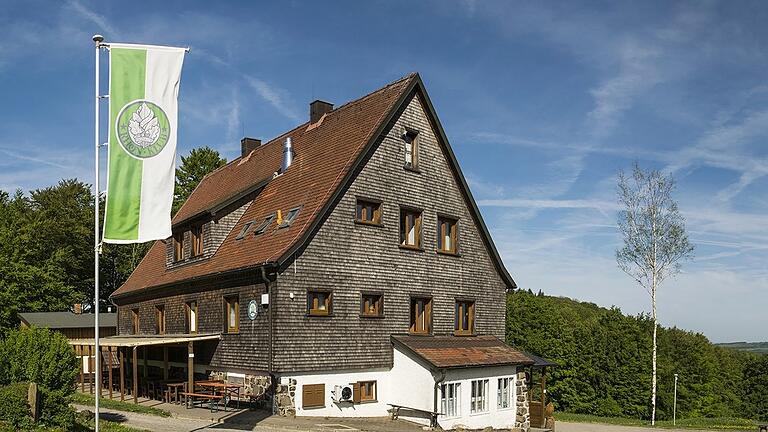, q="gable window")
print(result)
[409,297,432,334]
[455,300,475,335]
[354,380,376,403]
[361,293,383,317]
[155,305,165,335]
[173,232,184,262]
[235,221,254,240]
[225,295,239,333]
[253,214,275,235]
[404,129,419,170]
[400,208,422,248]
[131,309,139,335]
[278,207,301,228]
[440,382,461,418]
[437,216,458,254]
[191,224,204,257]
[186,301,198,334]
[307,290,331,316]
[470,379,489,413]
[355,199,381,225]
[498,377,513,409]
